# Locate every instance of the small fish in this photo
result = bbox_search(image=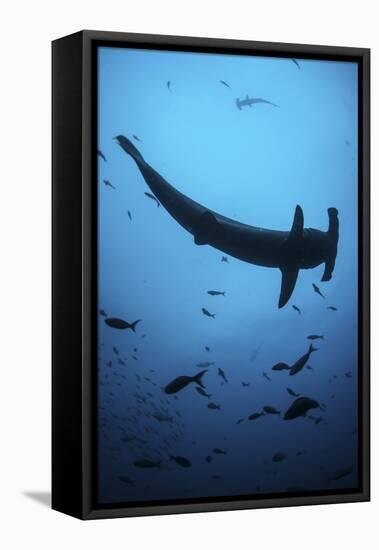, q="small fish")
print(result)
[202,307,215,319]
[236,418,244,424]
[306,365,313,371]
[248,412,264,421]
[113,346,119,355]
[328,466,353,481]
[218,367,228,383]
[167,80,171,91]
[286,387,300,397]
[97,149,107,162]
[291,58,301,70]
[292,305,301,315]
[118,358,126,366]
[164,370,207,394]
[118,475,134,484]
[144,192,160,207]
[263,406,280,415]
[133,458,161,468]
[196,361,215,368]
[327,306,338,311]
[221,256,228,263]
[220,80,231,88]
[99,309,107,317]
[307,335,324,340]
[128,210,132,221]
[170,455,192,467]
[207,290,226,296]
[262,372,272,382]
[241,382,250,387]
[153,412,173,423]
[345,371,352,378]
[131,355,138,361]
[106,361,112,368]
[208,402,221,410]
[272,452,286,462]
[103,179,116,190]
[212,448,227,455]
[205,455,213,463]
[312,283,325,299]
[195,387,211,399]
[132,134,142,142]
[205,346,210,352]
[272,362,291,371]
[105,318,141,332]
[284,396,320,420]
